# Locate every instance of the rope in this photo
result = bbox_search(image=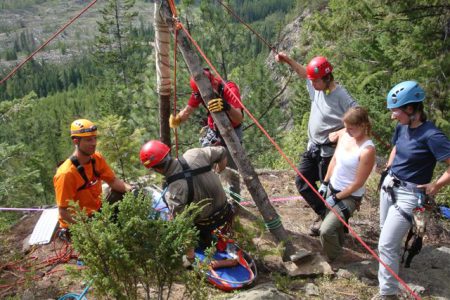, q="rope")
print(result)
[0,0,98,85]
[264,215,282,230]
[0,207,46,211]
[168,0,178,18]
[0,232,79,293]
[58,280,92,300]
[216,0,393,154]
[178,23,420,300]
[216,0,276,53]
